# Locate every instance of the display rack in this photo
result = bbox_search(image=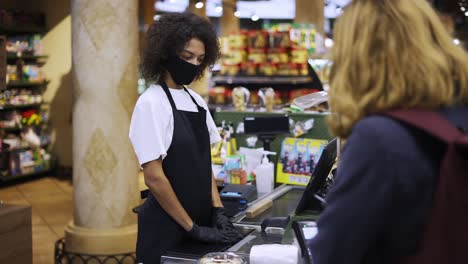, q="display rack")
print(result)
[212,75,313,86]
[0,103,42,110]
[6,80,49,88]
[0,18,54,182]
[7,53,48,63]
[0,25,46,35]
[1,168,52,181]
